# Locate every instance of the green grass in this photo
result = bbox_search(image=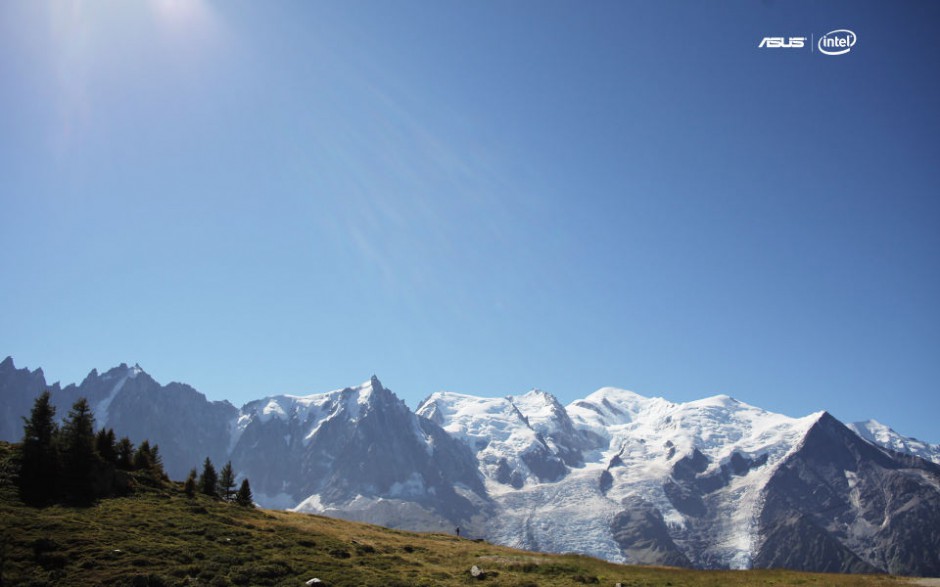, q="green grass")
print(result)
[0,442,915,586]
